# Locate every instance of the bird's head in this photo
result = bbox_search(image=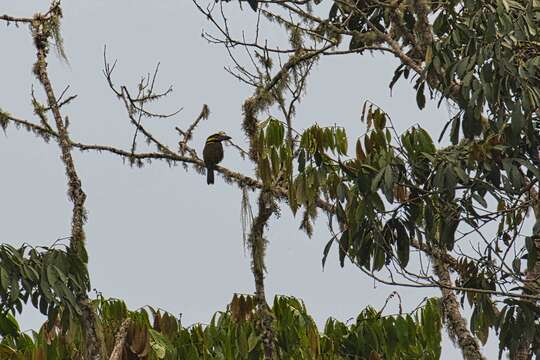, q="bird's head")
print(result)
[208,131,231,142]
